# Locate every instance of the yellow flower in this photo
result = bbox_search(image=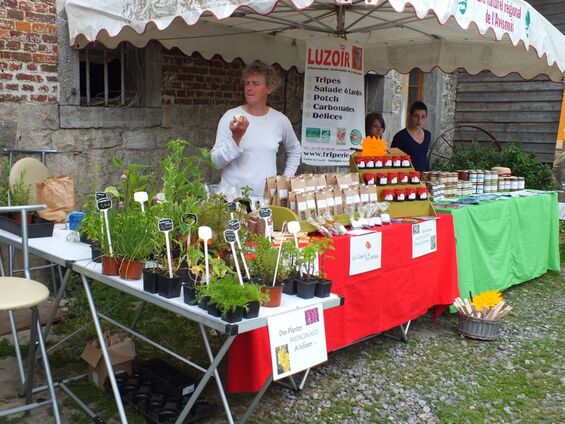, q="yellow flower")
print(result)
[472,290,503,309]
